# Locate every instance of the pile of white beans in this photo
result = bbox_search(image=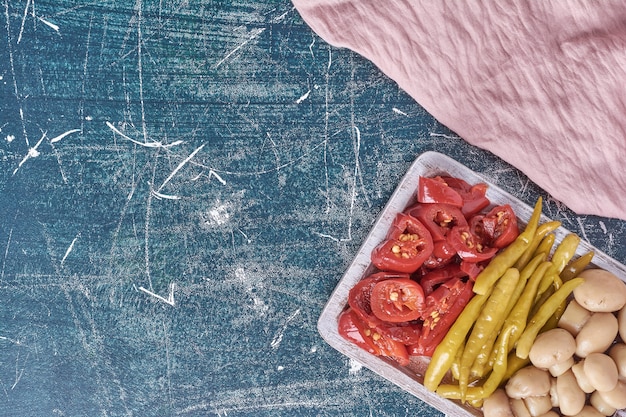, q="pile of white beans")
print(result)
[483,268,626,417]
